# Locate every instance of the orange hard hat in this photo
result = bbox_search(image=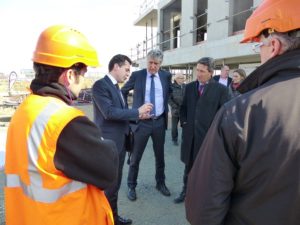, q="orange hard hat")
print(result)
[33,25,99,68]
[241,0,300,43]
